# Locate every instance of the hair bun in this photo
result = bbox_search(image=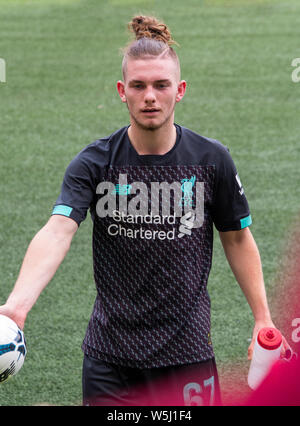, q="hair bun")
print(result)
[129,15,176,46]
